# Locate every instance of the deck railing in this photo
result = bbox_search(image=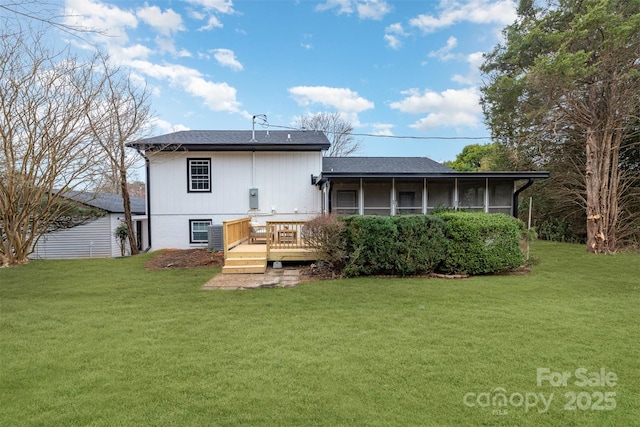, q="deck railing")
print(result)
[266,220,311,258]
[222,217,315,260]
[222,217,251,259]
